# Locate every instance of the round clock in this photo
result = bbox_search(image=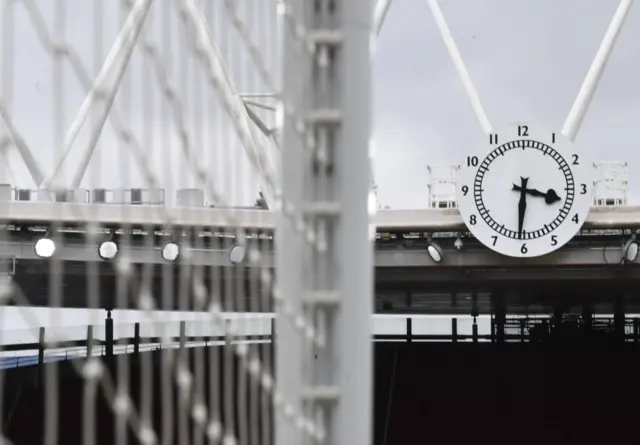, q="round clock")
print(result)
[456,125,592,258]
